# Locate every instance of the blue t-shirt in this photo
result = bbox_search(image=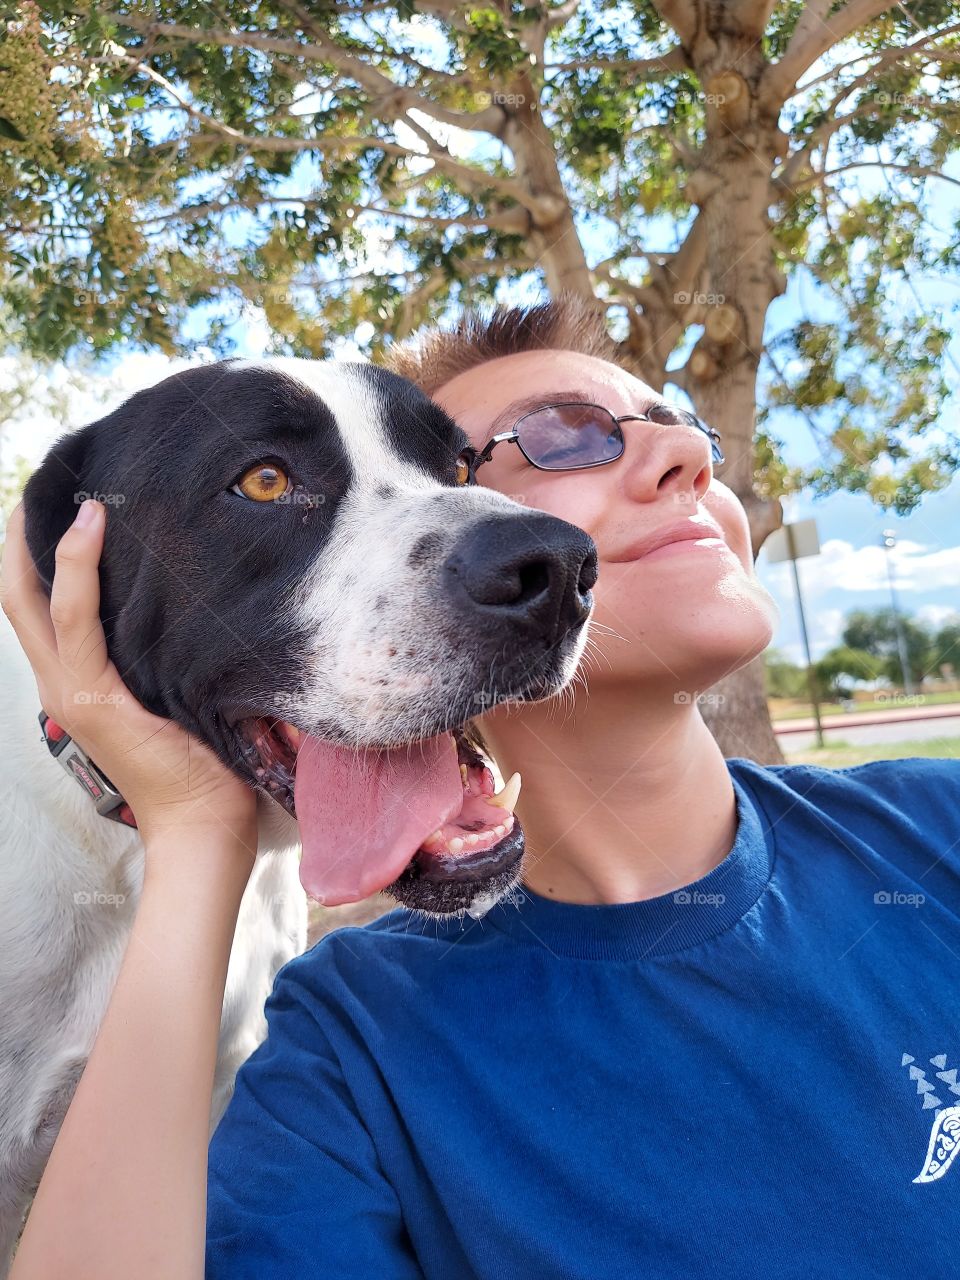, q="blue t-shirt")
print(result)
[207,756,960,1279]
